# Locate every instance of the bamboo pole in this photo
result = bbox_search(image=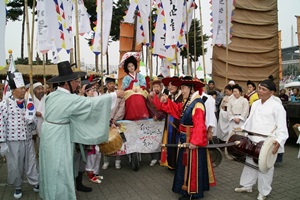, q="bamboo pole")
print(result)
[74,0,81,69]
[30,0,36,67]
[149,0,153,78]
[198,0,207,82]
[225,0,229,85]
[24,0,33,96]
[278,31,282,80]
[100,0,104,90]
[43,54,46,86]
[193,9,197,77]
[185,0,191,76]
